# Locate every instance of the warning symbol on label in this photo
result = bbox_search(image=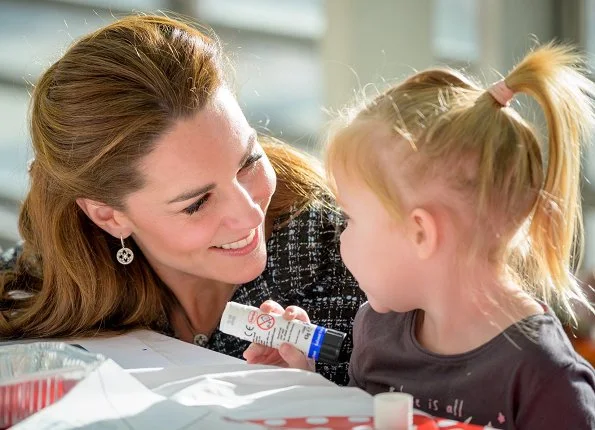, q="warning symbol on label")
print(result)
[257,314,275,330]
